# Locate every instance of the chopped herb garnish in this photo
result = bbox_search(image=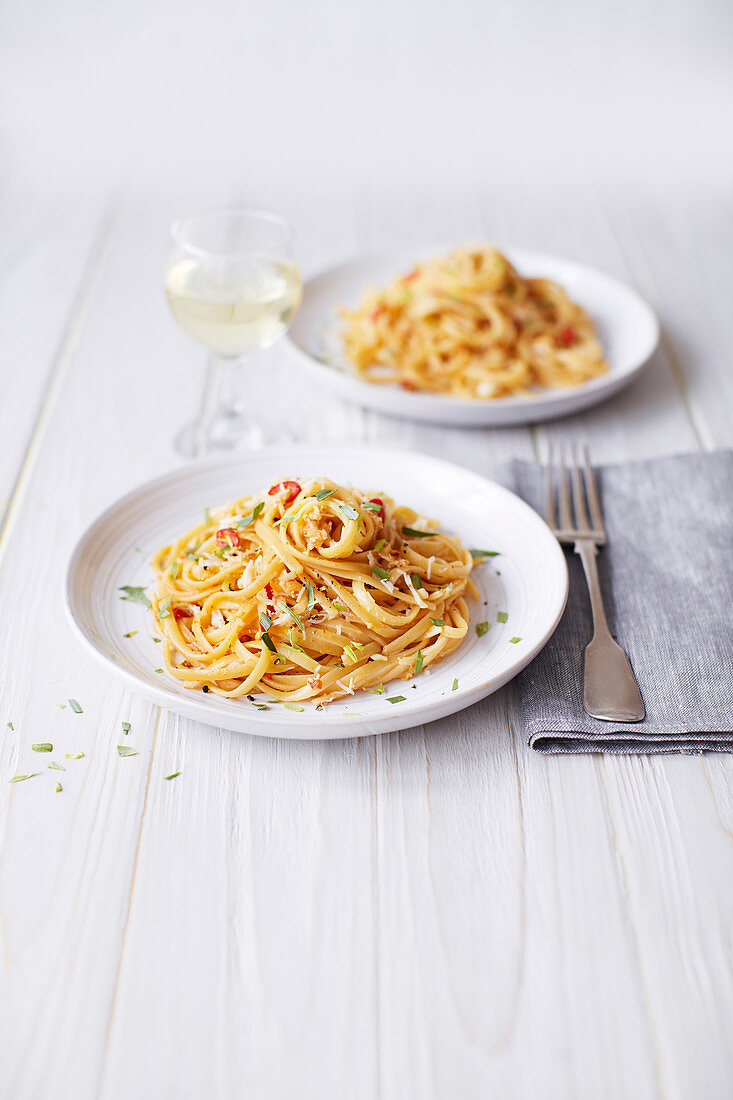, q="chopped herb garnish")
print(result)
[260,612,272,632]
[387,696,406,704]
[402,526,437,538]
[155,668,164,673]
[314,489,336,501]
[122,721,131,735]
[410,573,423,590]
[158,598,172,620]
[65,753,84,760]
[277,599,304,633]
[370,683,385,694]
[55,783,63,792]
[332,600,349,612]
[306,579,315,614]
[32,743,53,752]
[262,633,278,654]
[497,611,508,623]
[170,562,179,579]
[509,636,521,644]
[119,586,151,608]
[469,549,500,558]
[342,643,359,664]
[68,699,83,714]
[362,501,382,512]
[123,631,138,638]
[339,503,360,521]
[451,678,458,691]
[414,649,424,675]
[372,565,390,581]
[476,622,490,637]
[430,617,445,627]
[164,772,180,780]
[48,761,65,770]
[283,703,304,712]
[237,501,265,527]
[117,745,137,757]
[374,539,386,552]
[204,507,211,526]
[9,774,36,783]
